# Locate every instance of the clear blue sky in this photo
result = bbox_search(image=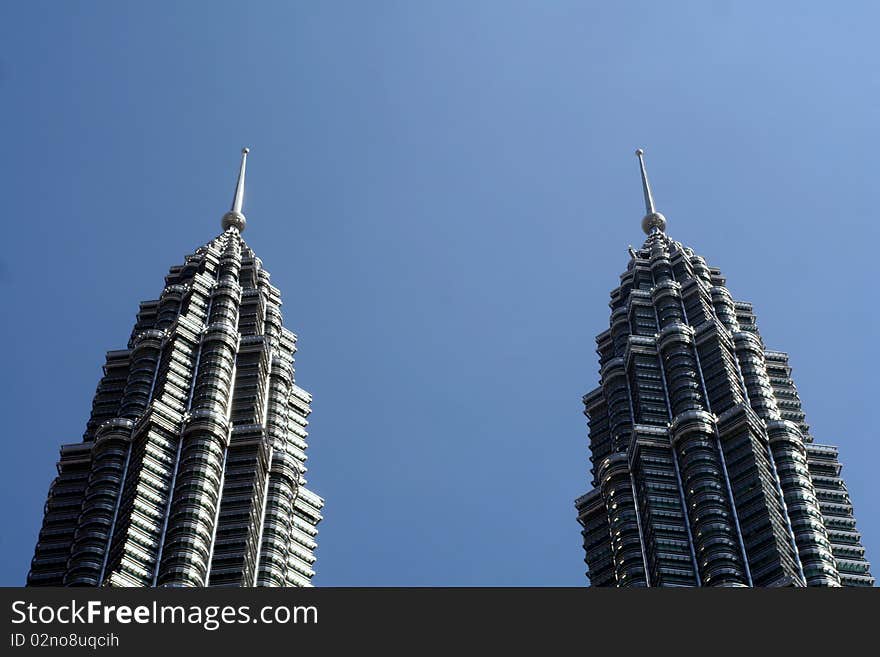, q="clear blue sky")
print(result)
[0,1,876,586]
